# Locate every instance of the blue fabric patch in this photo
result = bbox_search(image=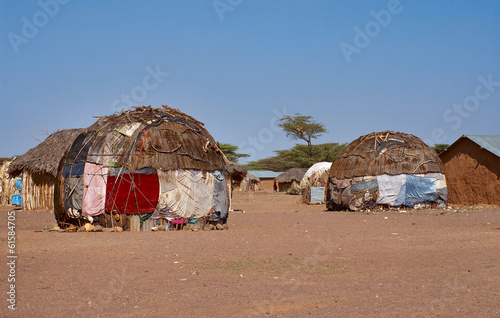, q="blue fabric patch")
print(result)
[62,162,85,177]
[15,178,22,190]
[405,175,436,206]
[350,179,378,192]
[395,182,406,206]
[12,194,21,206]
